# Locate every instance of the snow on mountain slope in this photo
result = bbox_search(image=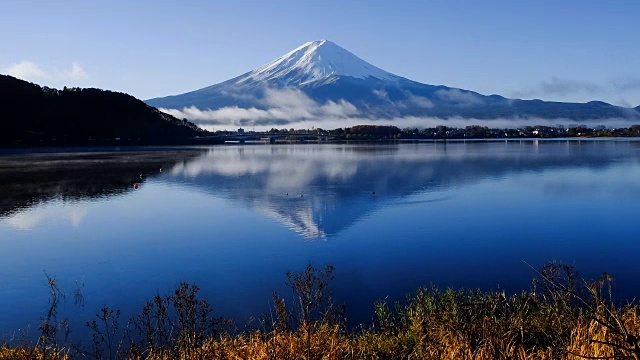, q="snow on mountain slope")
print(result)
[236,40,400,86]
